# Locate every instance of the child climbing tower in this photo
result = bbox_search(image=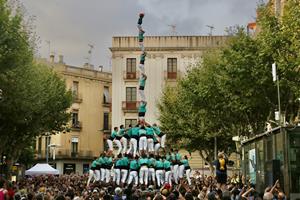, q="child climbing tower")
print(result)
[137,13,147,125]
